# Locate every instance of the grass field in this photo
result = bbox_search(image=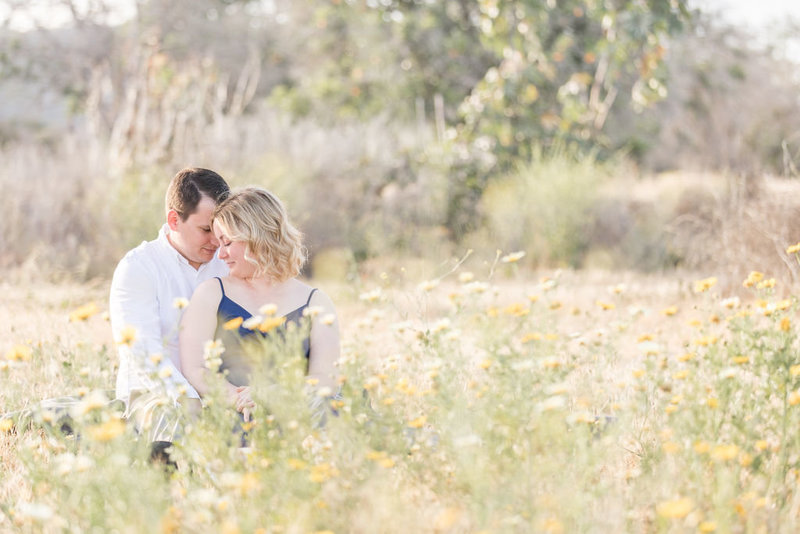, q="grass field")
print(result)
[2,256,800,533]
